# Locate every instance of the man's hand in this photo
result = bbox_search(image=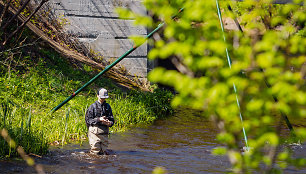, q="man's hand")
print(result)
[99,116,112,126]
